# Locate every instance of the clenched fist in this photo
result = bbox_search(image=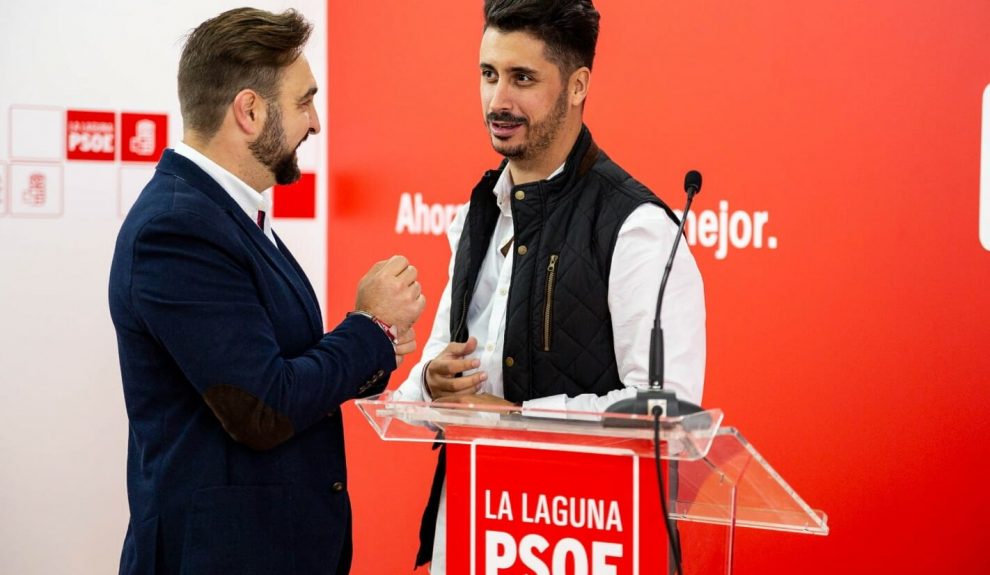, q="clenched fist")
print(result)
[355,255,426,329]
